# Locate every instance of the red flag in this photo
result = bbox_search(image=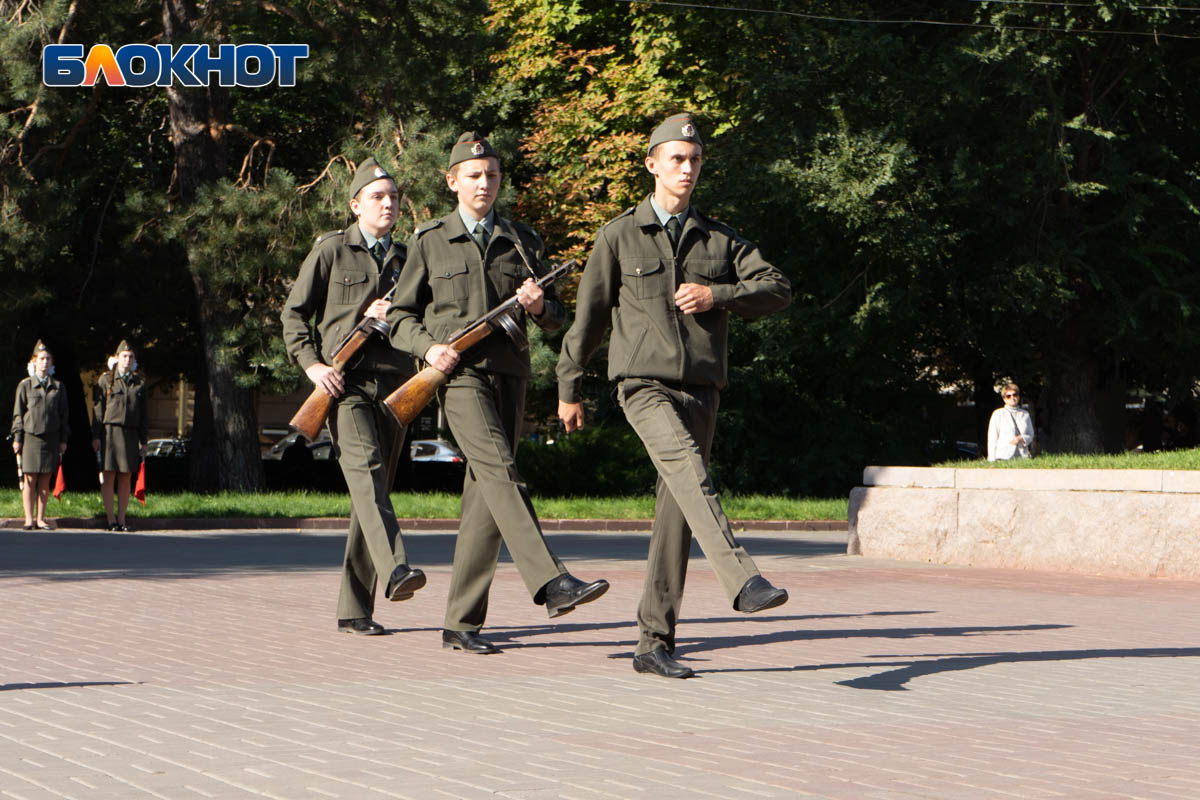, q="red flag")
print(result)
[134,462,146,505]
[52,463,66,500]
